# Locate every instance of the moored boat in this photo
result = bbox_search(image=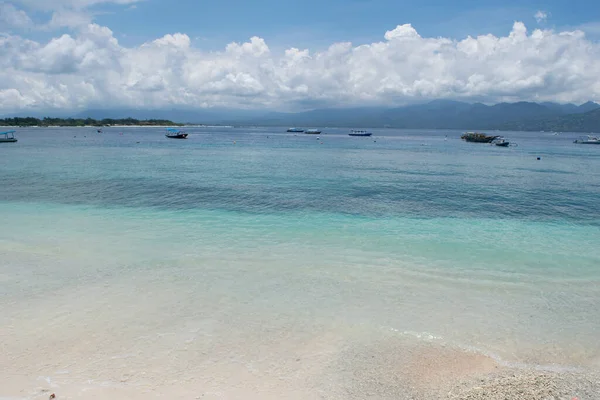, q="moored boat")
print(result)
[0,130,17,143]
[287,127,304,133]
[574,135,600,144]
[349,130,372,137]
[492,137,511,147]
[305,129,321,135]
[165,128,188,139]
[461,132,499,143]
